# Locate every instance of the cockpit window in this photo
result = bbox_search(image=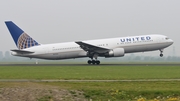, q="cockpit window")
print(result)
[165,37,169,40]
